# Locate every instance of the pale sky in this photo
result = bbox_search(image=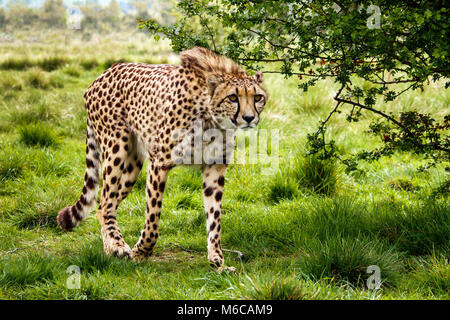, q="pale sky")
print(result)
[1,0,155,8]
